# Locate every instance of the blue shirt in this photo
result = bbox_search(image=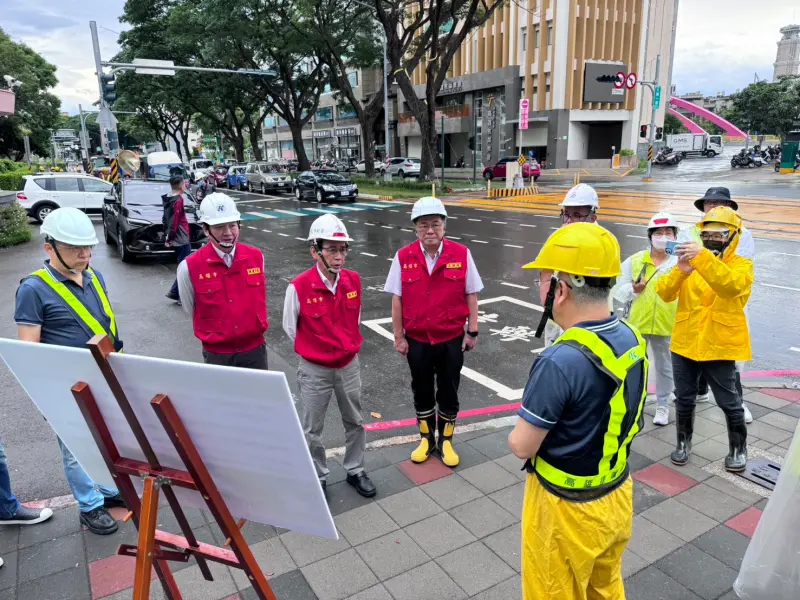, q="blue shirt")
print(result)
[519,315,645,479]
[14,261,121,349]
